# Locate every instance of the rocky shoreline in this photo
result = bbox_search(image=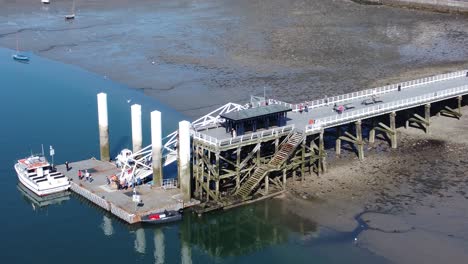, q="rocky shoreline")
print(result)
[282,105,468,263]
